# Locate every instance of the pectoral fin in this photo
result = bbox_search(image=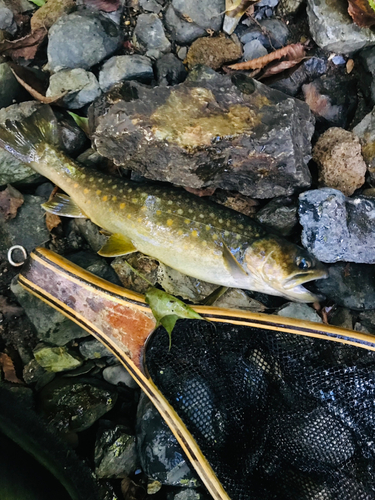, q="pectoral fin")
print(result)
[42,193,87,218]
[98,233,137,257]
[222,241,248,280]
